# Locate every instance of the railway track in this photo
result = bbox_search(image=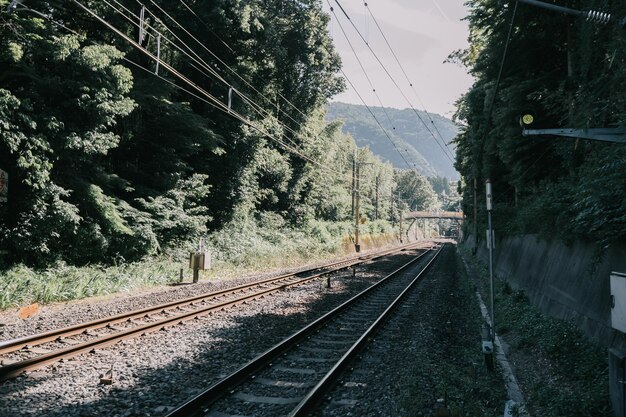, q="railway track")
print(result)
[0,242,430,381]
[165,243,445,417]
